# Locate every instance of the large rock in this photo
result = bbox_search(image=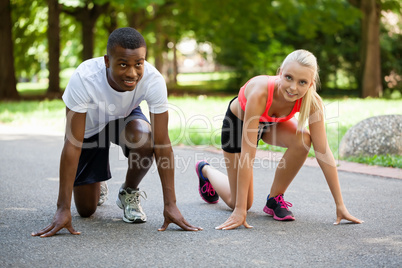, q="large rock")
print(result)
[339,114,402,158]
